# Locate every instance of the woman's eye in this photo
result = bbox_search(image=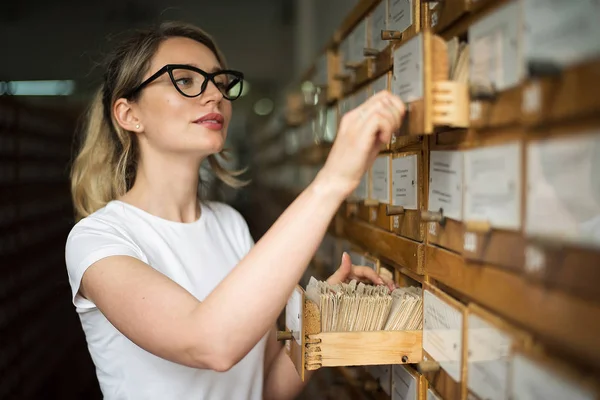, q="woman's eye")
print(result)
[175,77,193,87]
